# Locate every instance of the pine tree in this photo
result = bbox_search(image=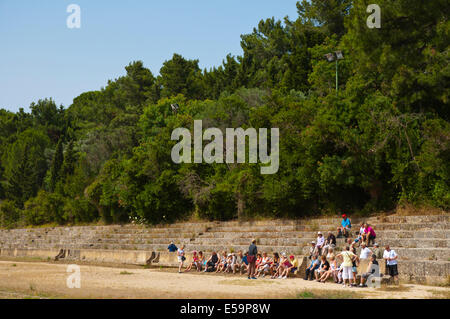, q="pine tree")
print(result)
[62,140,77,179]
[7,144,37,208]
[49,139,64,192]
